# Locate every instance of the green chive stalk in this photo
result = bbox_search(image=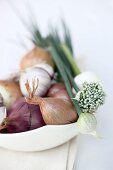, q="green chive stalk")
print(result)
[64,67,79,92]
[49,46,81,115]
[61,44,81,76]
